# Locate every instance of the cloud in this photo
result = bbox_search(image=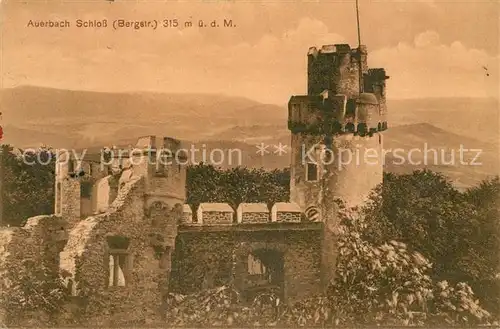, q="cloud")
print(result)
[370,31,499,99]
[414,30,440,48]
[2,12,498,104]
